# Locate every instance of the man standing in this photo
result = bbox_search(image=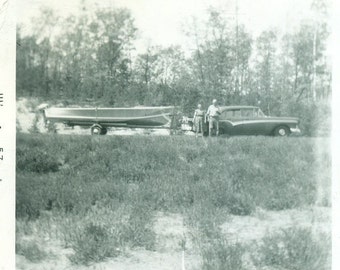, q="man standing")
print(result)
[206,99,220,137]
